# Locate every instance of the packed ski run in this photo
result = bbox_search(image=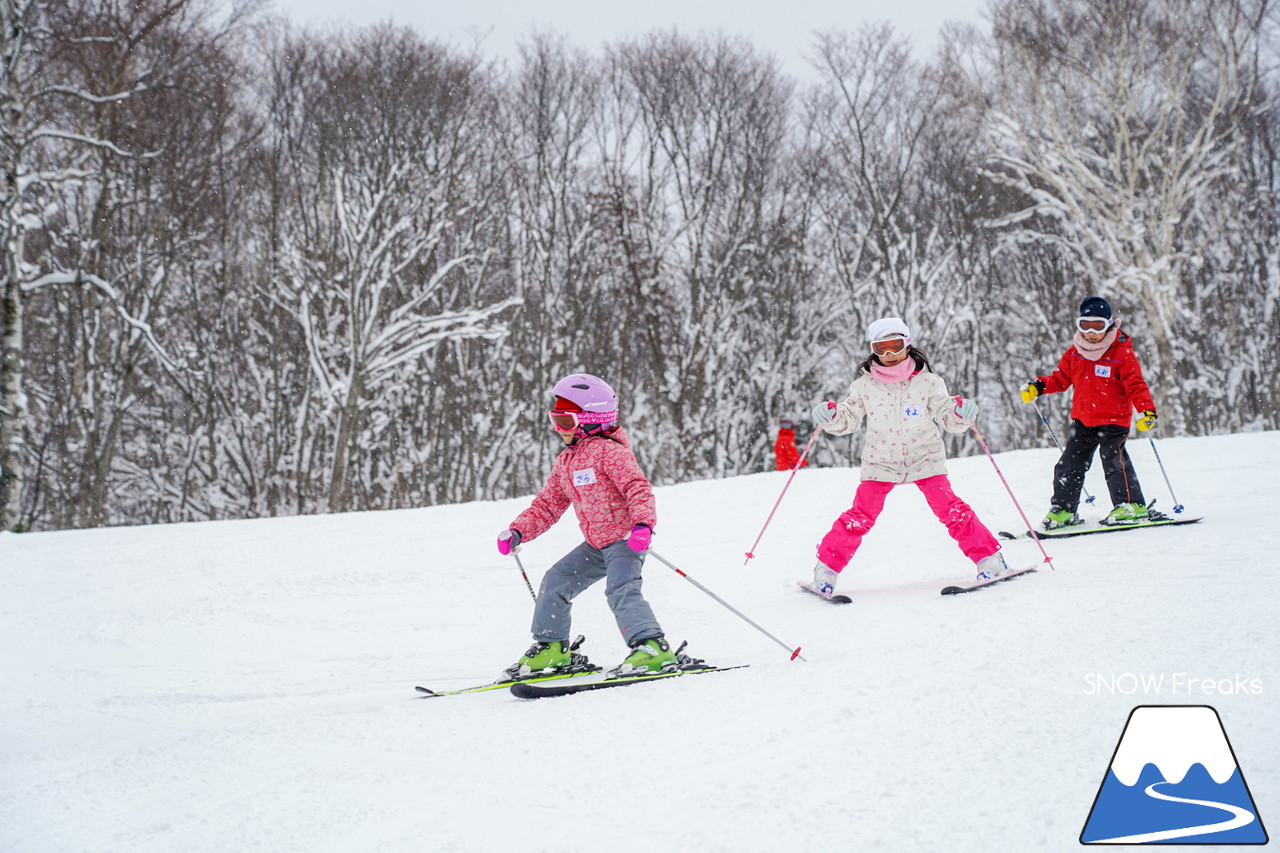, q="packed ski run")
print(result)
[0,303,1271,851]
[4,429,1277,852]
